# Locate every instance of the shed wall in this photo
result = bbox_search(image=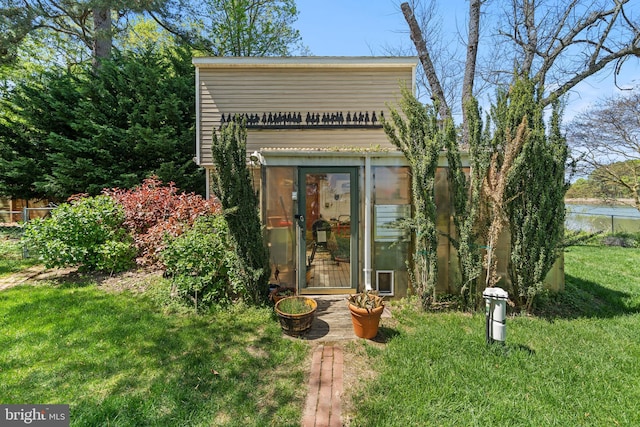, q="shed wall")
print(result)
[197,67,414,164]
